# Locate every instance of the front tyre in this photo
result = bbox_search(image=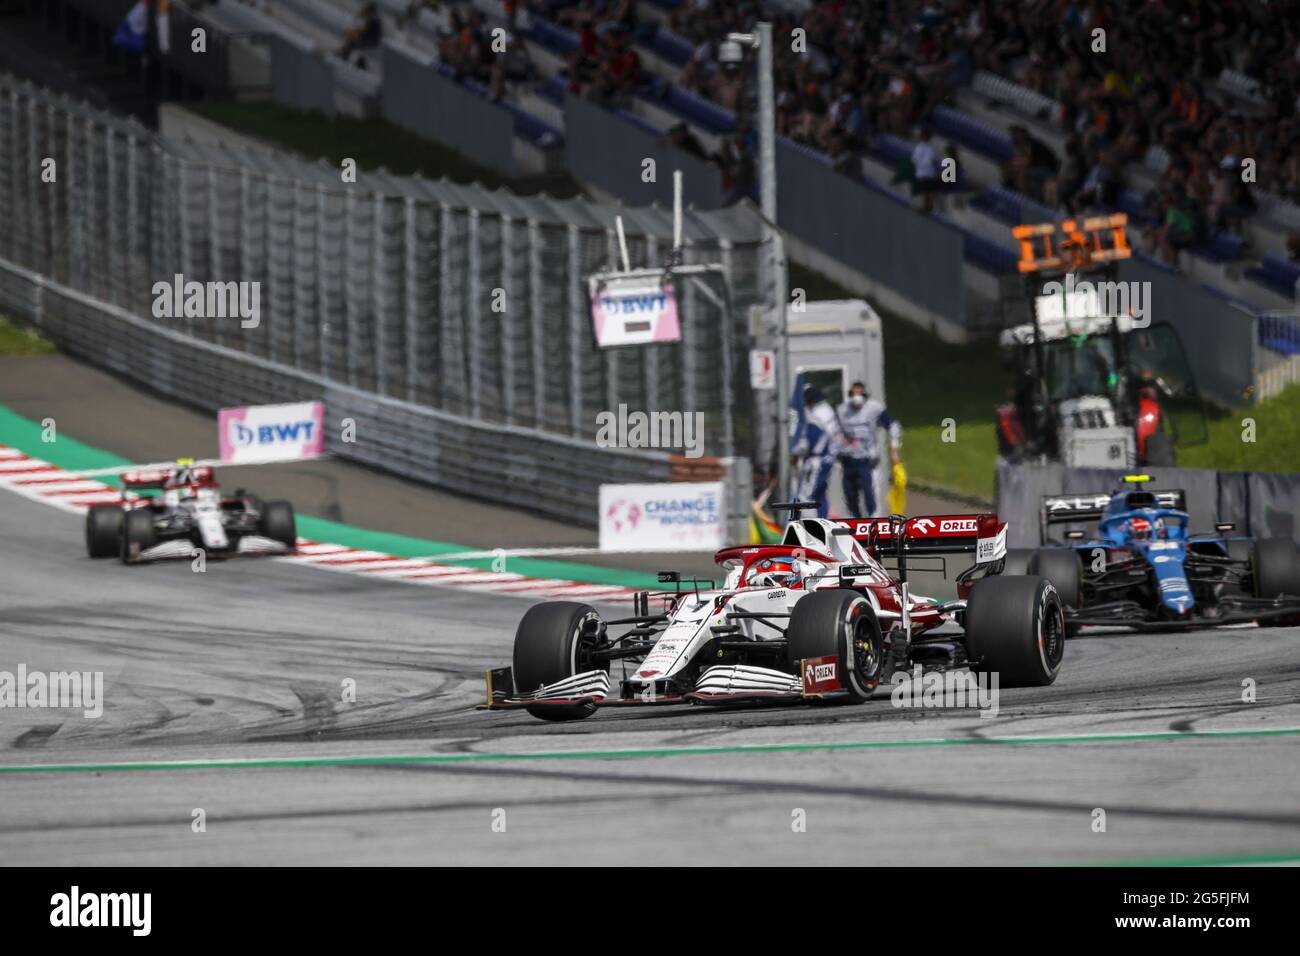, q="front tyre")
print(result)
[259,500,297,550]
[785,589,884,702]
[965,576,1065,687]
[512,601,605,721]
[85,504,124,558]
[1253,540,1300,626]
[120,508,156,565]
